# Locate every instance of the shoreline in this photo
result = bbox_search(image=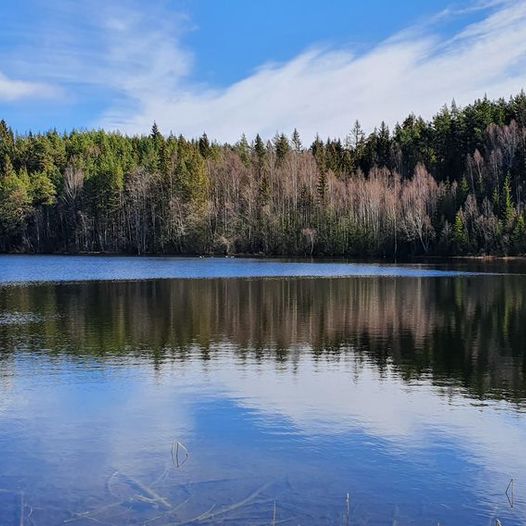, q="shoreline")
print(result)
[1,252,526,262]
